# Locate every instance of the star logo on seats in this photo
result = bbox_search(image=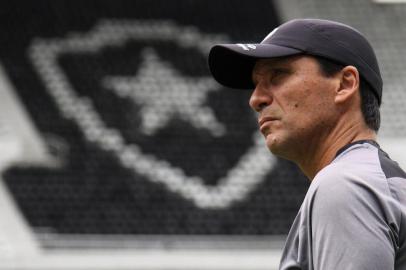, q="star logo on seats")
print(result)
[28,20,277,209]
[103,48,225,136]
